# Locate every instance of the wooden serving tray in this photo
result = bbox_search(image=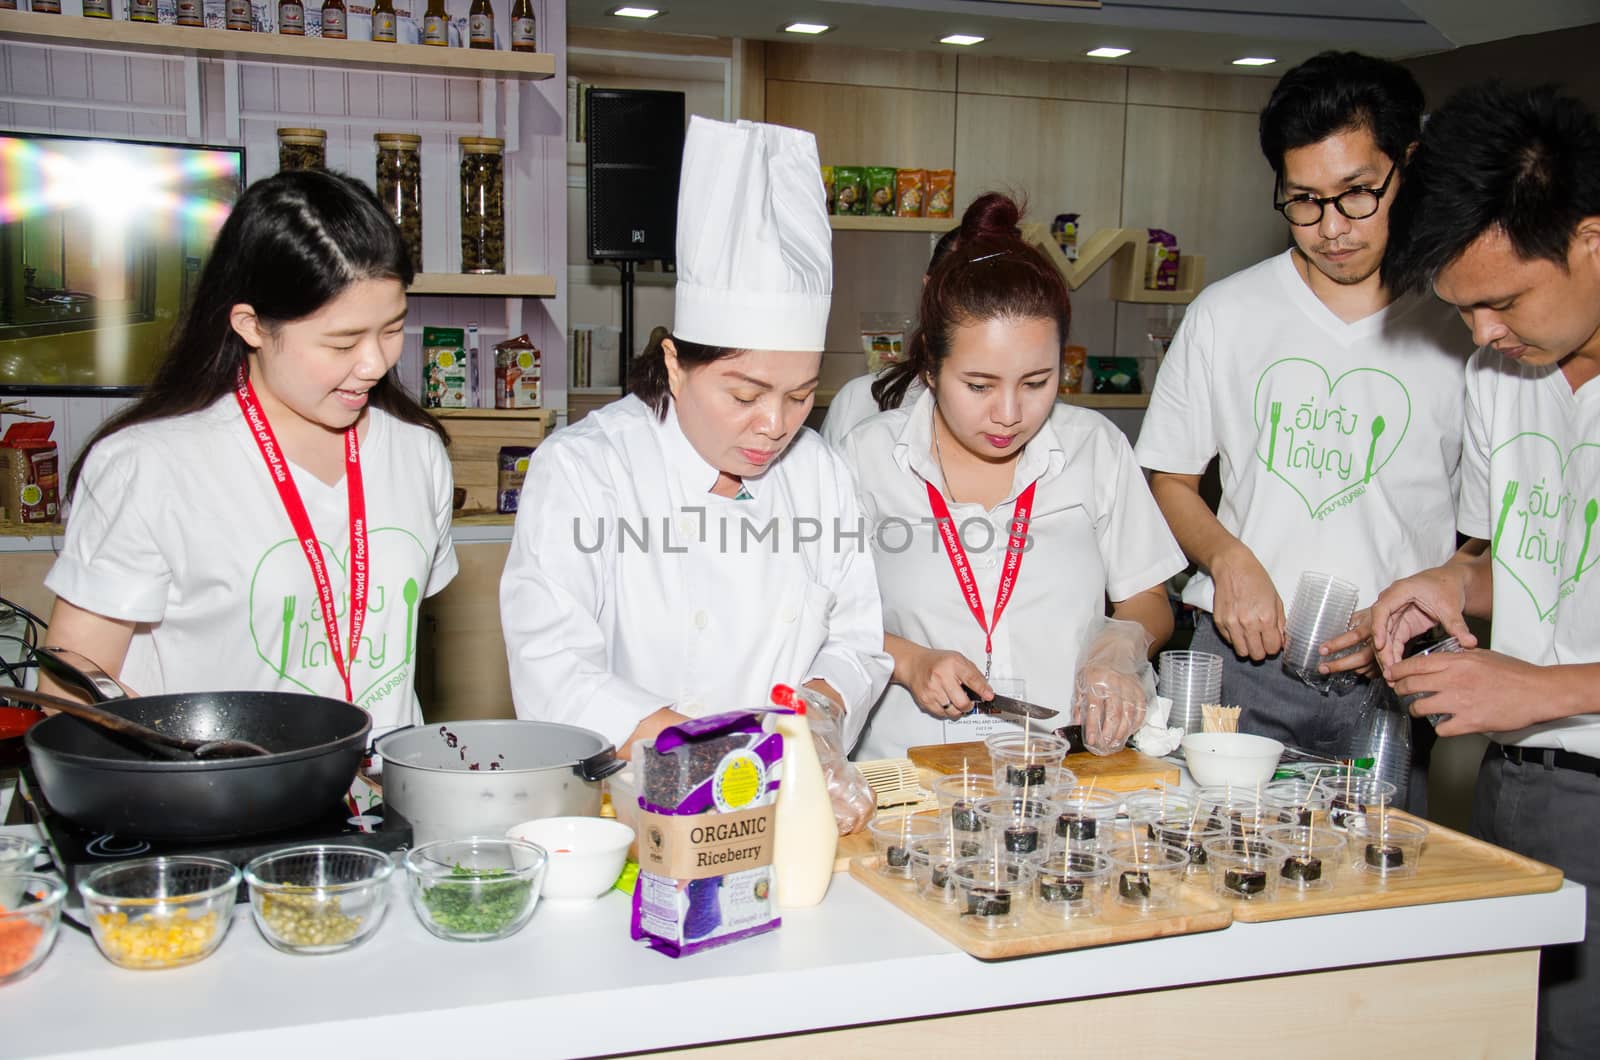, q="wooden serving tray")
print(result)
[1227,810,1564,923]
[908,740,1180,793]
[849,855,1232,960]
